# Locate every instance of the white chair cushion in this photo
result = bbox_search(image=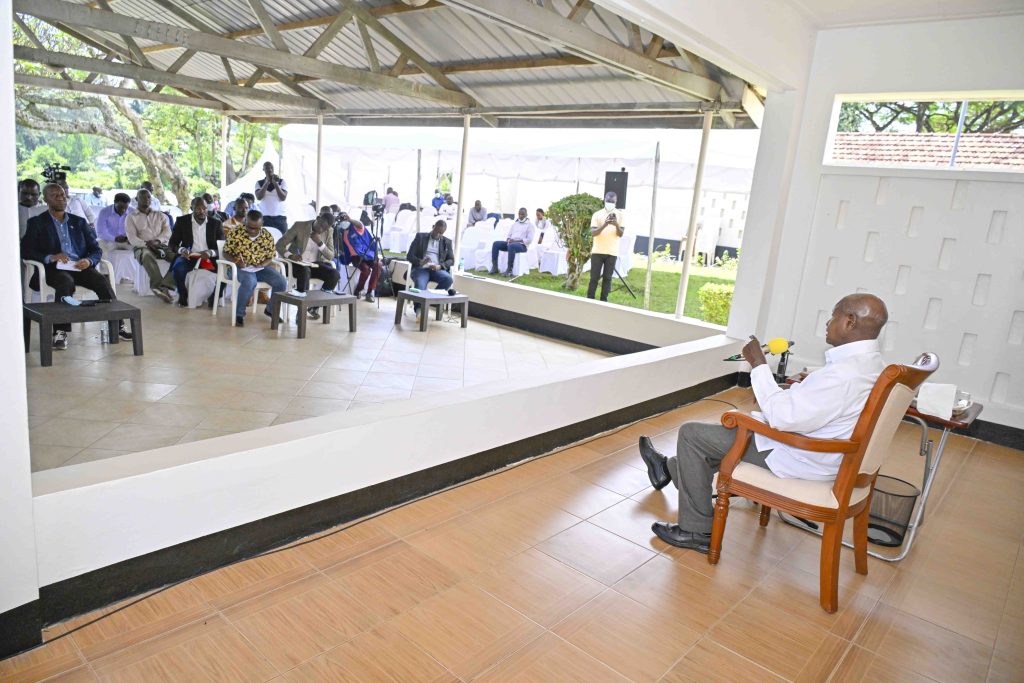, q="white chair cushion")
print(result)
[730,462,871,509]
